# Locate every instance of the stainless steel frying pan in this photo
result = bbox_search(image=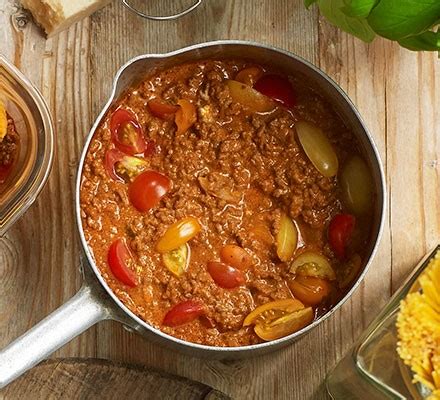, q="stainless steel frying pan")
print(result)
[0,41,386,389]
